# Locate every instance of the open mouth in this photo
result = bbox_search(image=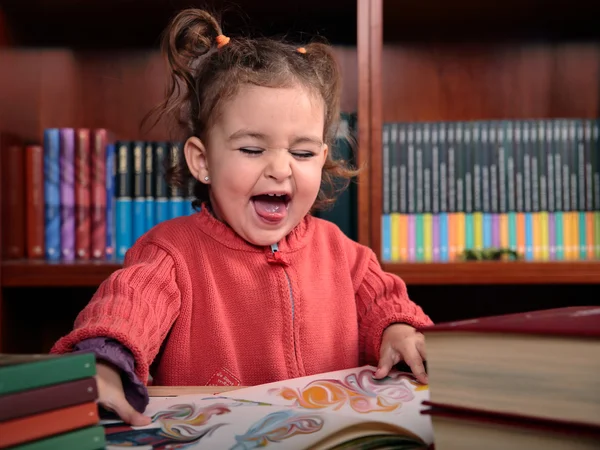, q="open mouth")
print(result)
[251,193,291,223]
